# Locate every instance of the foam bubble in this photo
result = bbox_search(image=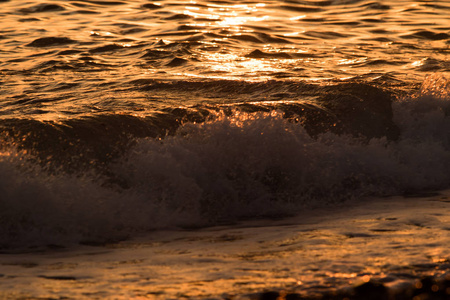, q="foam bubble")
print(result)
[1,76,450,248]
